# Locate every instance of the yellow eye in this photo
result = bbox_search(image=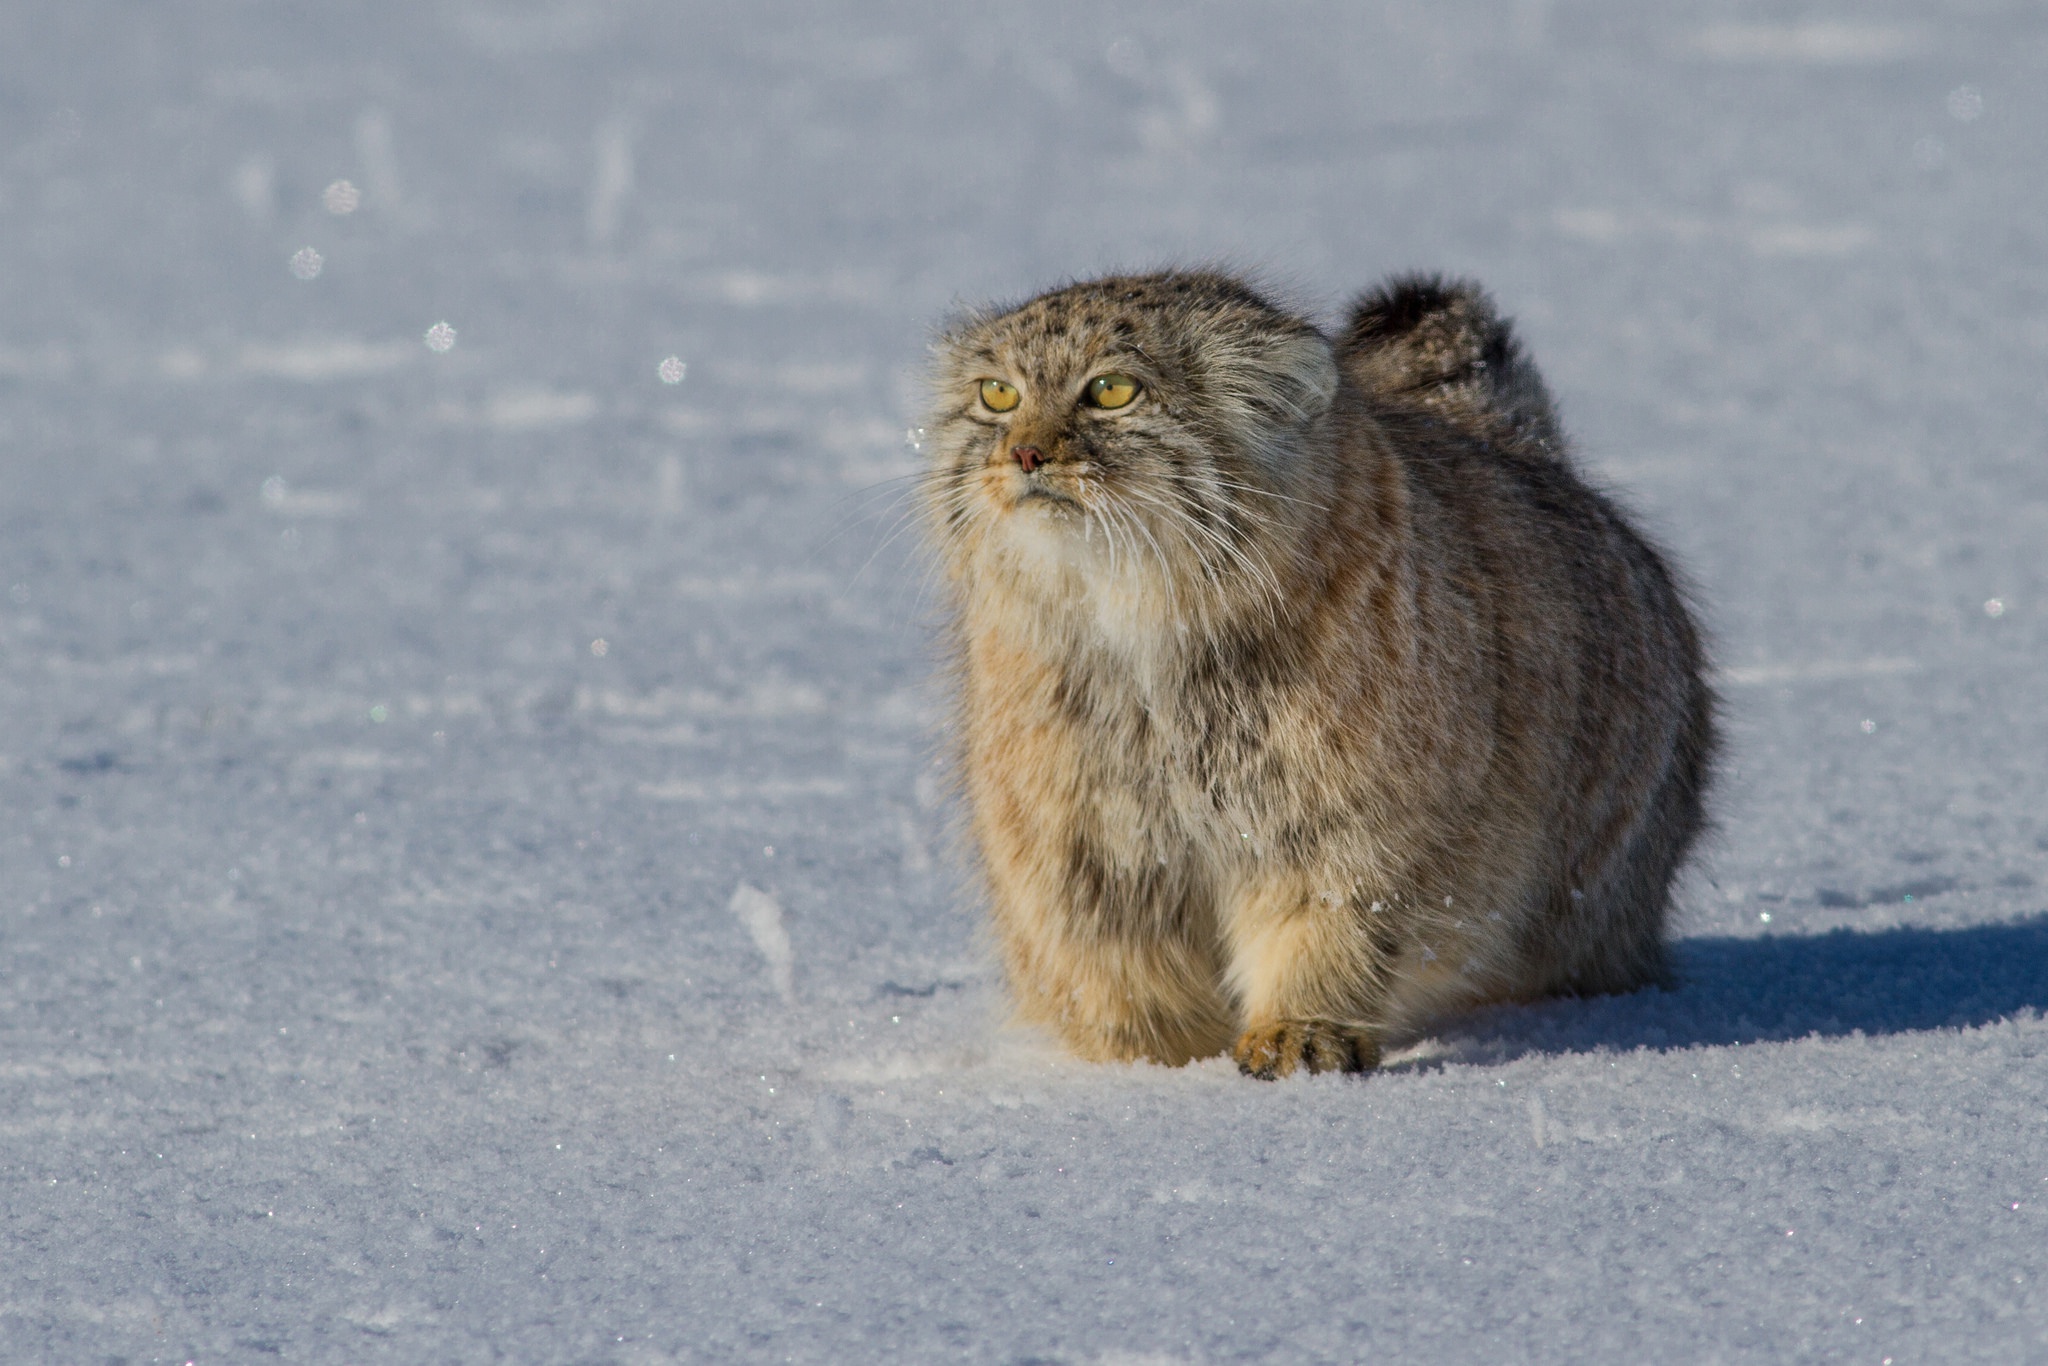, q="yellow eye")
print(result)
[1086,374,1140,409]
[979,379,1020,412]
